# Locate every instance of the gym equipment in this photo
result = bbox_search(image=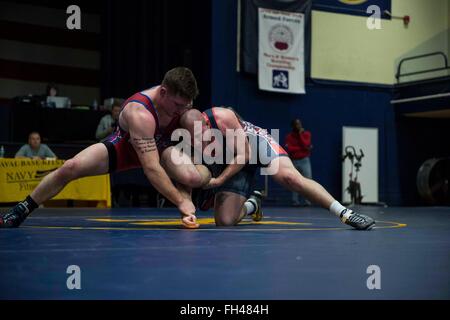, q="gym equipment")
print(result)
[417,158,450,205]
[342,145,364,205]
